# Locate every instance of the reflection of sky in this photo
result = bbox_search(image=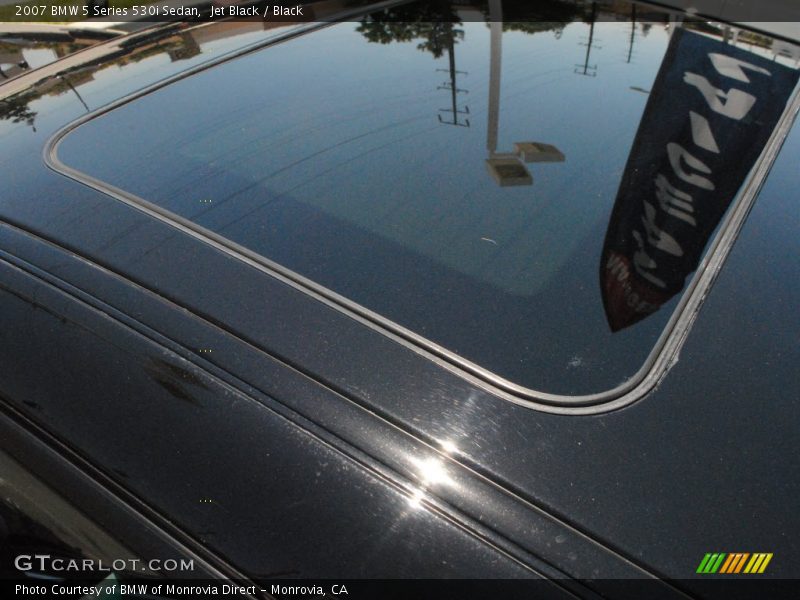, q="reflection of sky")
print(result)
[170,21,671,297]
[56,18,723,395]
